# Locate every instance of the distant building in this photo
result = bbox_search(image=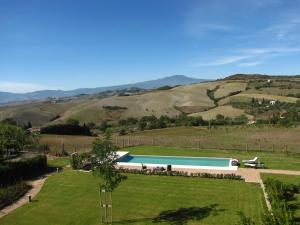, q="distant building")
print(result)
[270,100,276,105]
